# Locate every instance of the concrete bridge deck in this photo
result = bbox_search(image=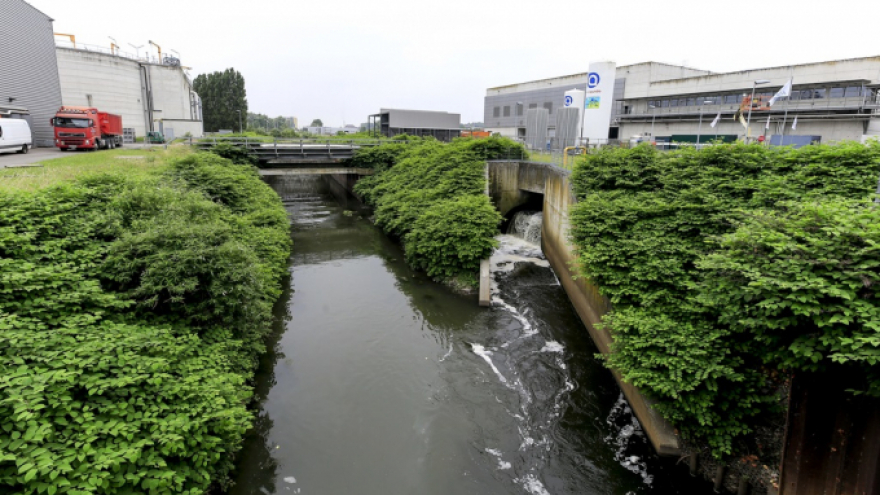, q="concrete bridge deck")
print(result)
[196,137,404,164]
